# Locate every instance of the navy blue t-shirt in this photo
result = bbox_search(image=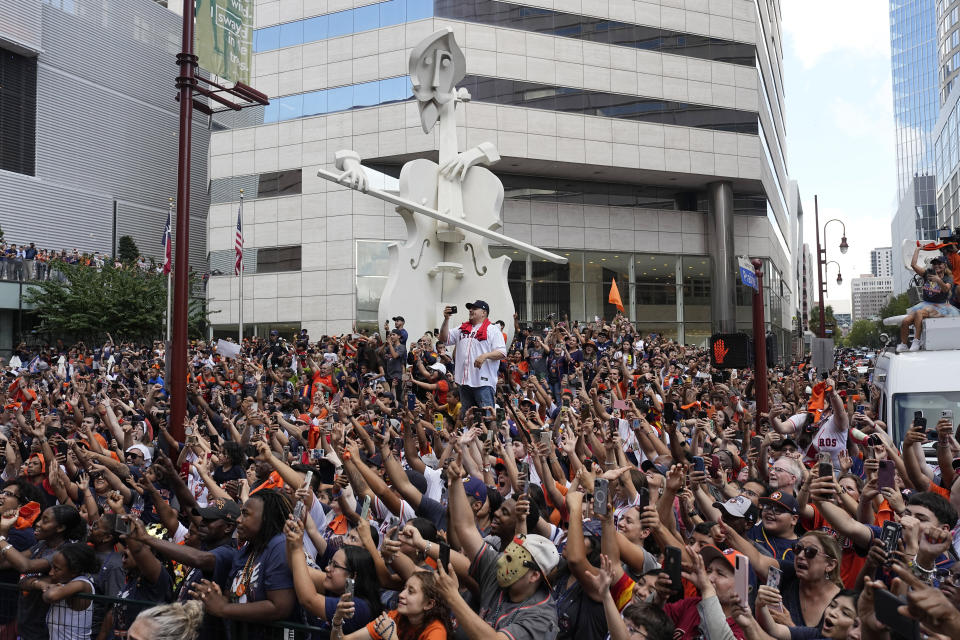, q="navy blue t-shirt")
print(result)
[747,523,797,563]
